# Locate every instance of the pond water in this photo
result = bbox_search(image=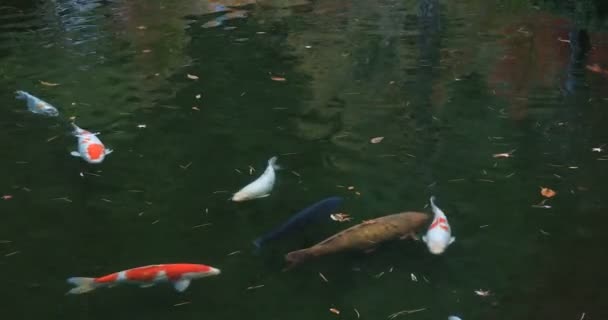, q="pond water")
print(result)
[1,0,608,319]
